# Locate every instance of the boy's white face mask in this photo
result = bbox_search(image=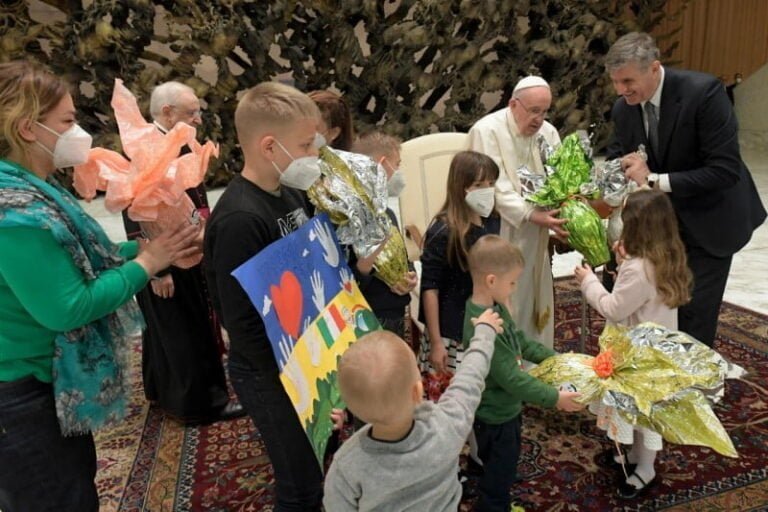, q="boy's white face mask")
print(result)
[378,160,406,197]
[387,169,406,197]
[272,138,322,190]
